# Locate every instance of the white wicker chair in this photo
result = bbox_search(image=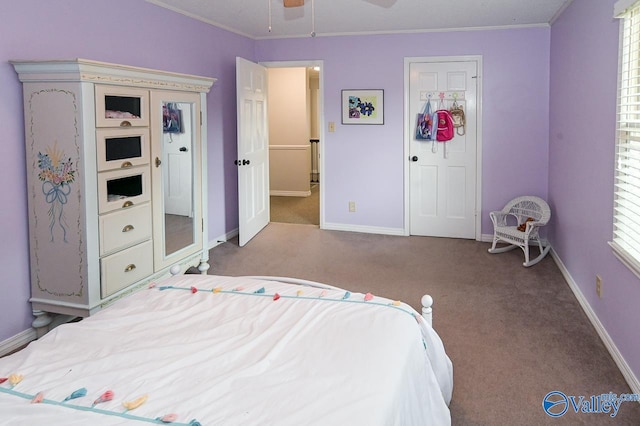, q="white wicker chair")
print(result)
[488,196,551,267]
